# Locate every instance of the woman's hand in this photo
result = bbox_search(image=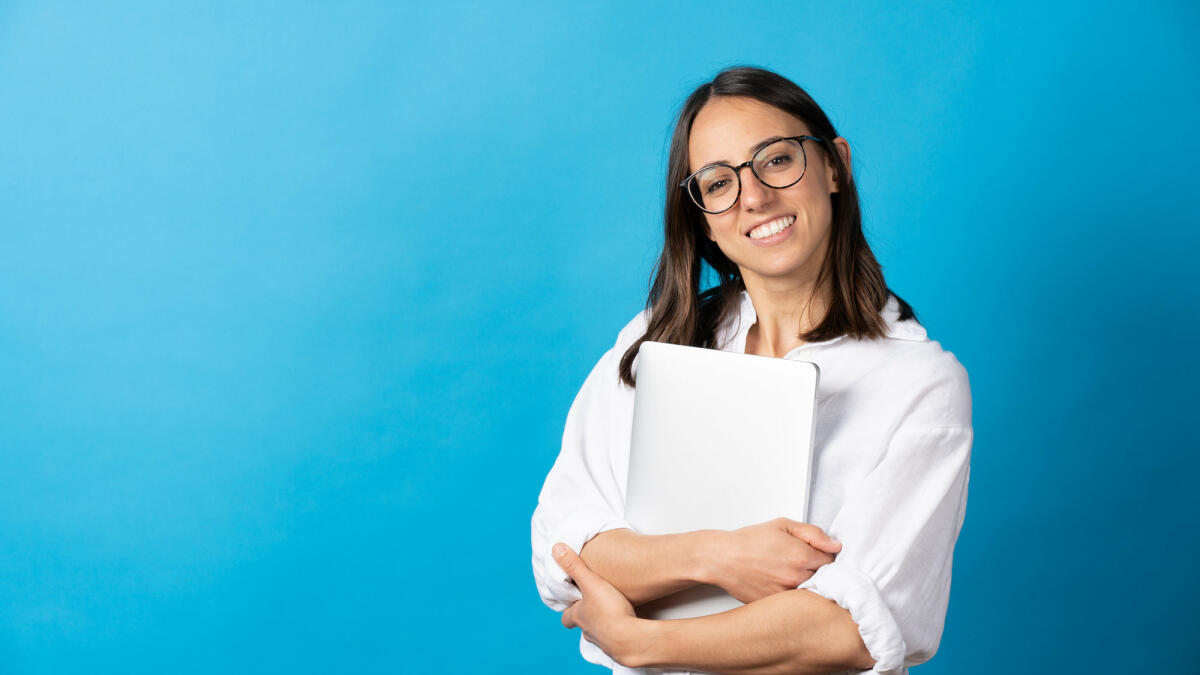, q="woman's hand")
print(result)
[705,518,842,604]
[554,543,653,668]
